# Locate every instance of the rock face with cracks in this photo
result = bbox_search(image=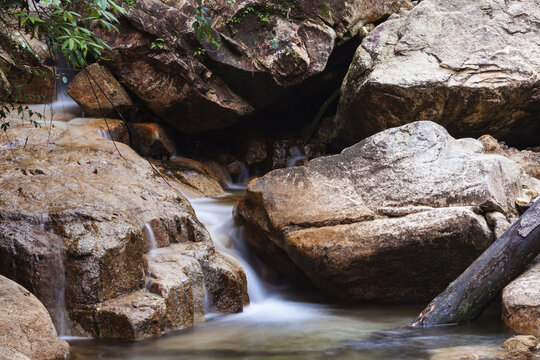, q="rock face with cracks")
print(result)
[236,121,540,302]
[0,275,69,360]
[96,0,411,134]
[0,118,248,339]
[335,0,540,147]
